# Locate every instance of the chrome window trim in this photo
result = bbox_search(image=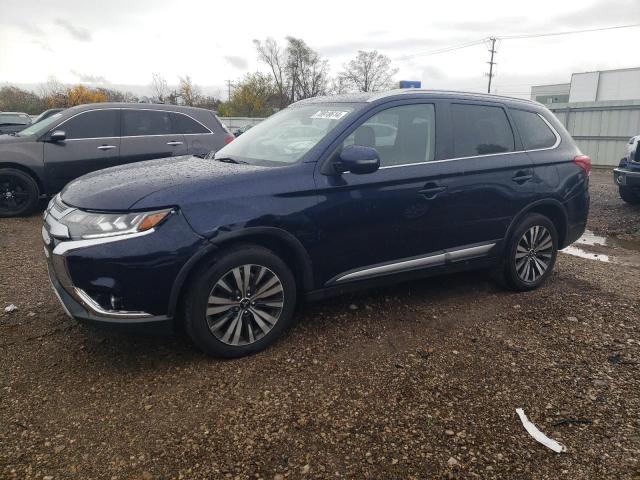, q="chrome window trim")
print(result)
[372,113,561,171]
[48,107,214,141]
[331,242,496,284]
